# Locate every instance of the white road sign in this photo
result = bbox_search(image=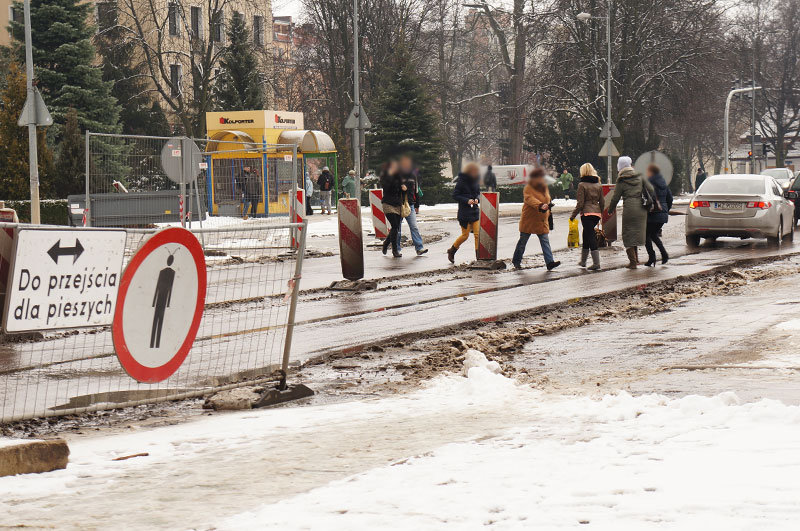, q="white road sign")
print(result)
[112,228,206,383]
[3,229,126,333]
